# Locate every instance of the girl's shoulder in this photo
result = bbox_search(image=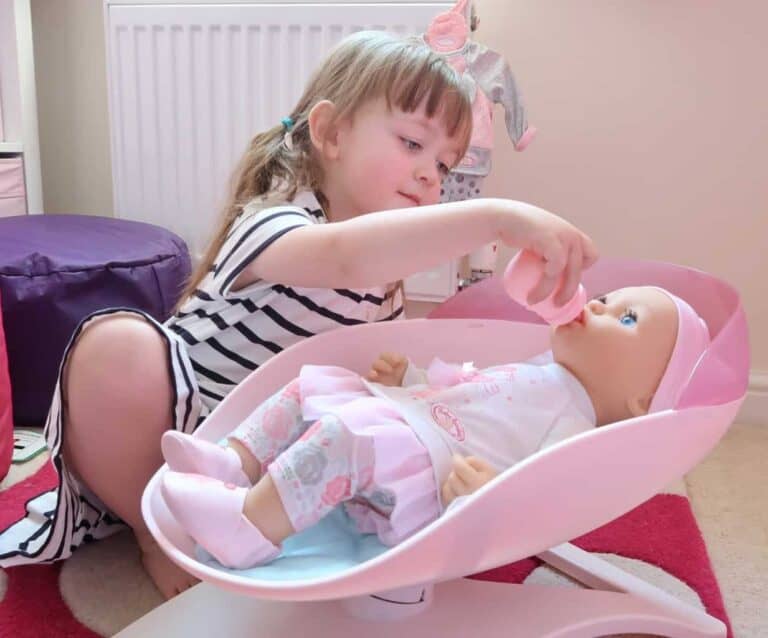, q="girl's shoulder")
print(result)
[239,188,327,226]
